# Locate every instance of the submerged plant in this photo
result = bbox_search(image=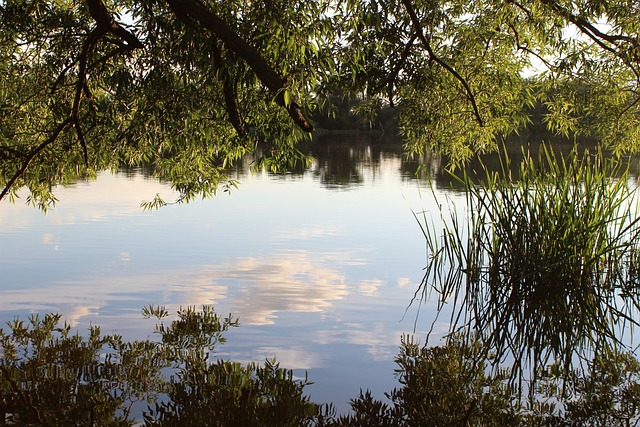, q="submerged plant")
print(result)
[415,145,640,389]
